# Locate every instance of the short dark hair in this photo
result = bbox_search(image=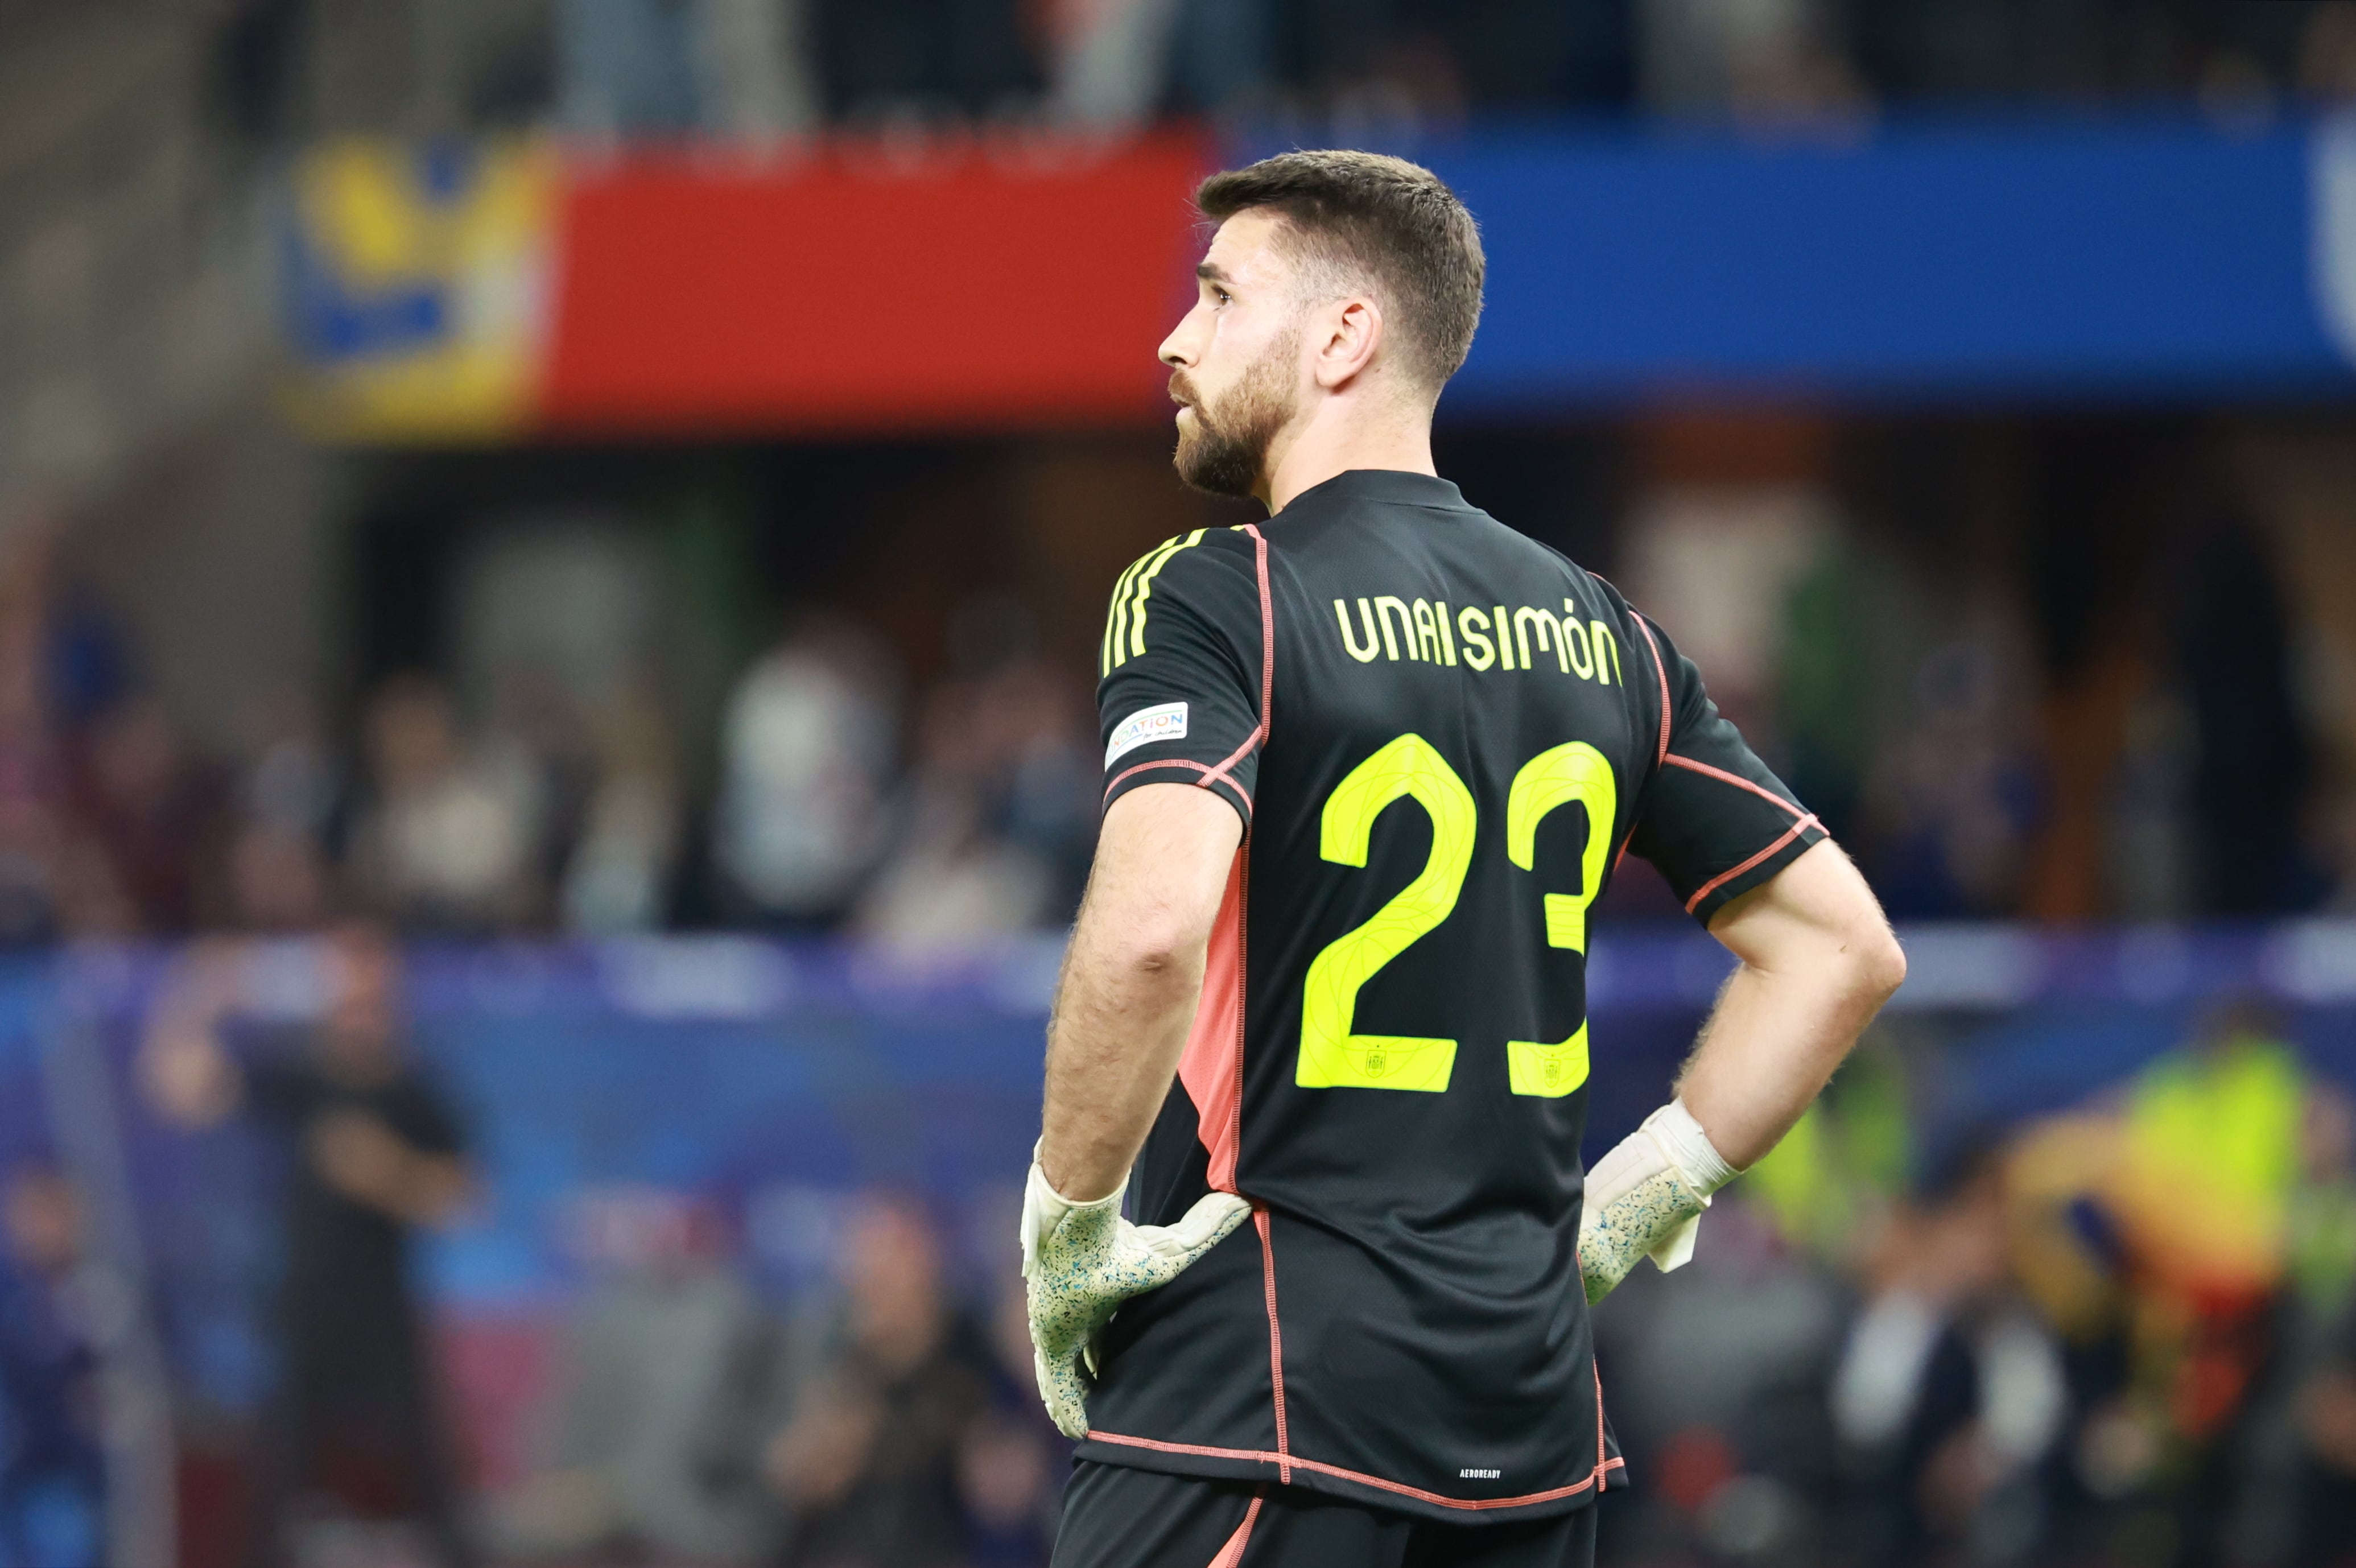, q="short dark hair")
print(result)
[1195,150,1485,392]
